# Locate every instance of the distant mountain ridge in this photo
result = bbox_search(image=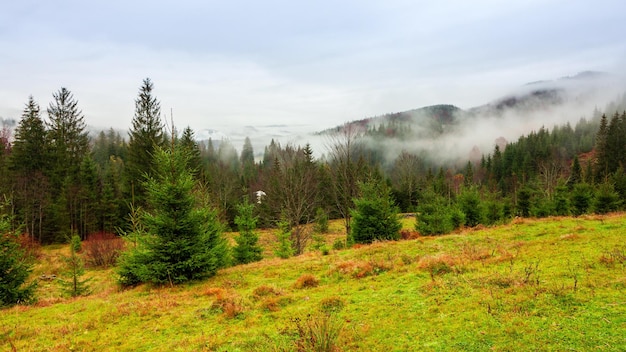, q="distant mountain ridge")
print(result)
[319,71,617,137]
